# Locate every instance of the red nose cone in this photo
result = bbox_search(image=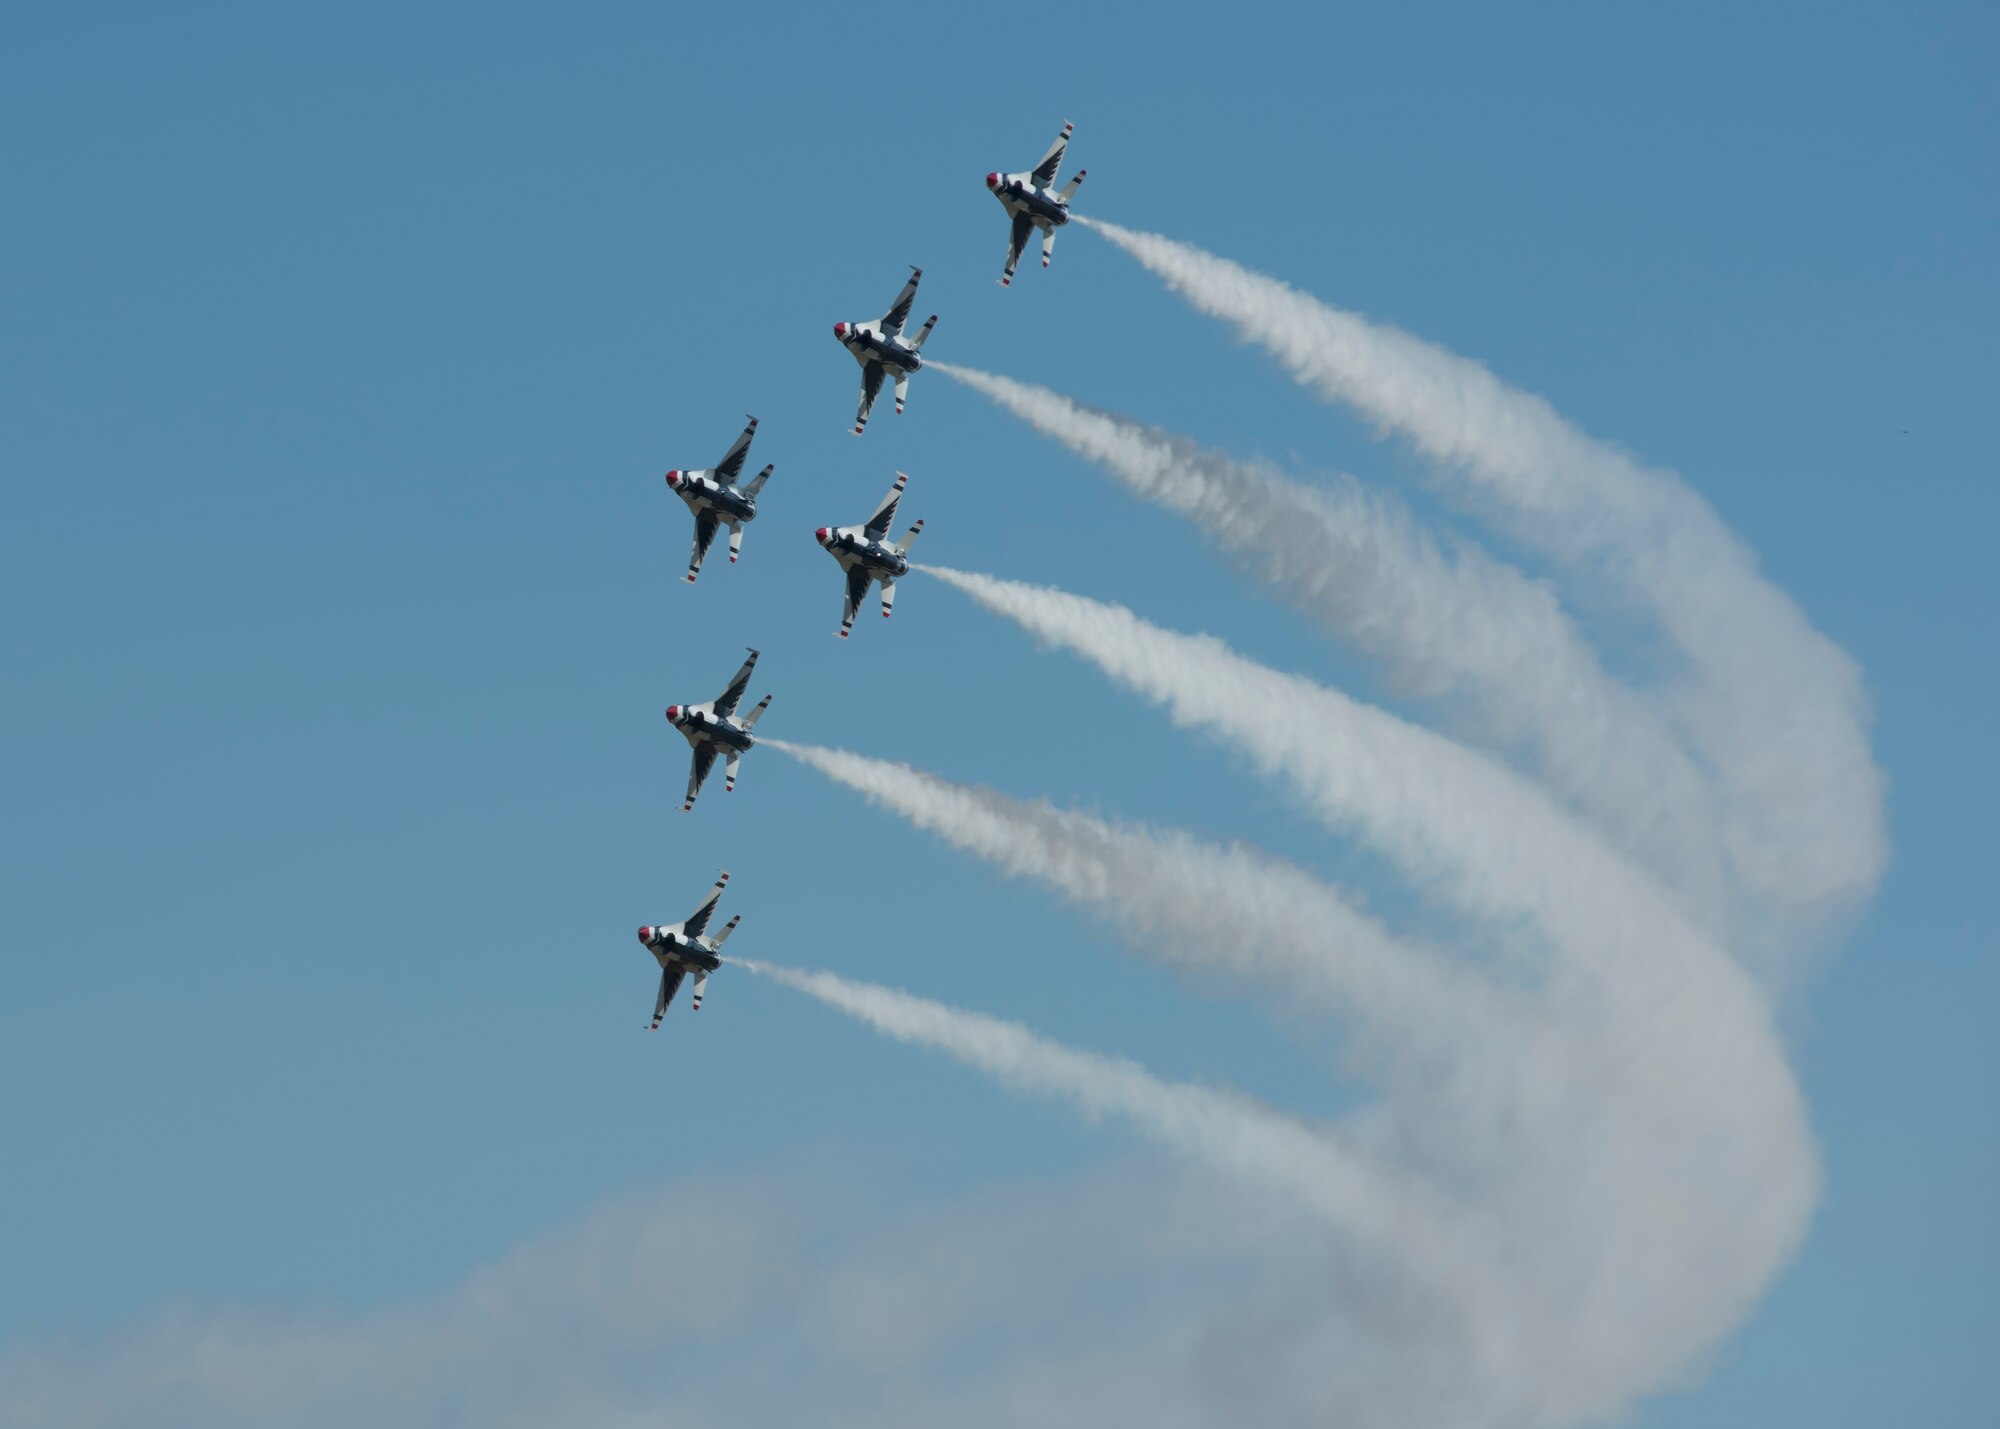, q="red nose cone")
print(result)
[638,926,653,943]
[833,322,848,338]
[665,705,680,720]
[815,527,829,543]
[986,172,1000,189]
[665,470,680,486]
